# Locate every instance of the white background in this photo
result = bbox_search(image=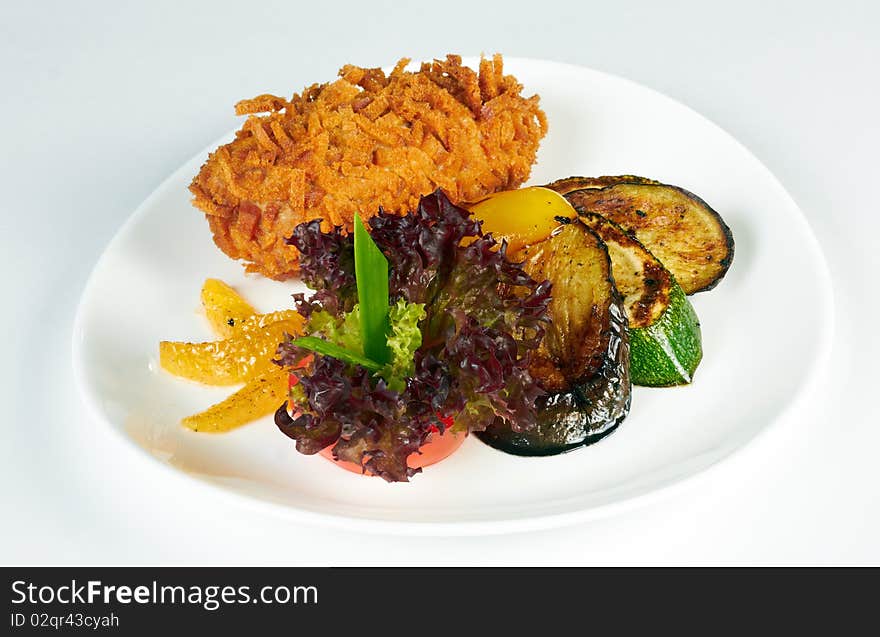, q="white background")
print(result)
[1,0,878,564]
